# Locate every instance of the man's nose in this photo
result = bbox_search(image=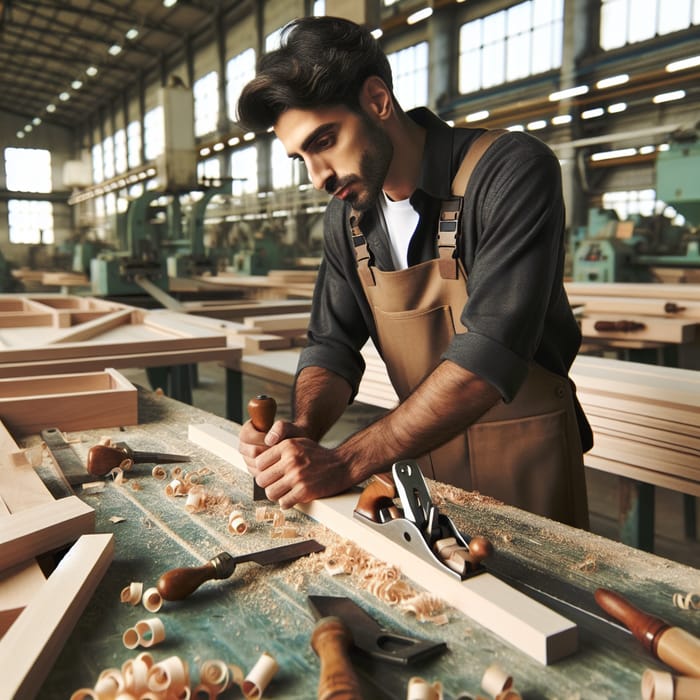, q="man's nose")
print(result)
[307,158,334,192]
